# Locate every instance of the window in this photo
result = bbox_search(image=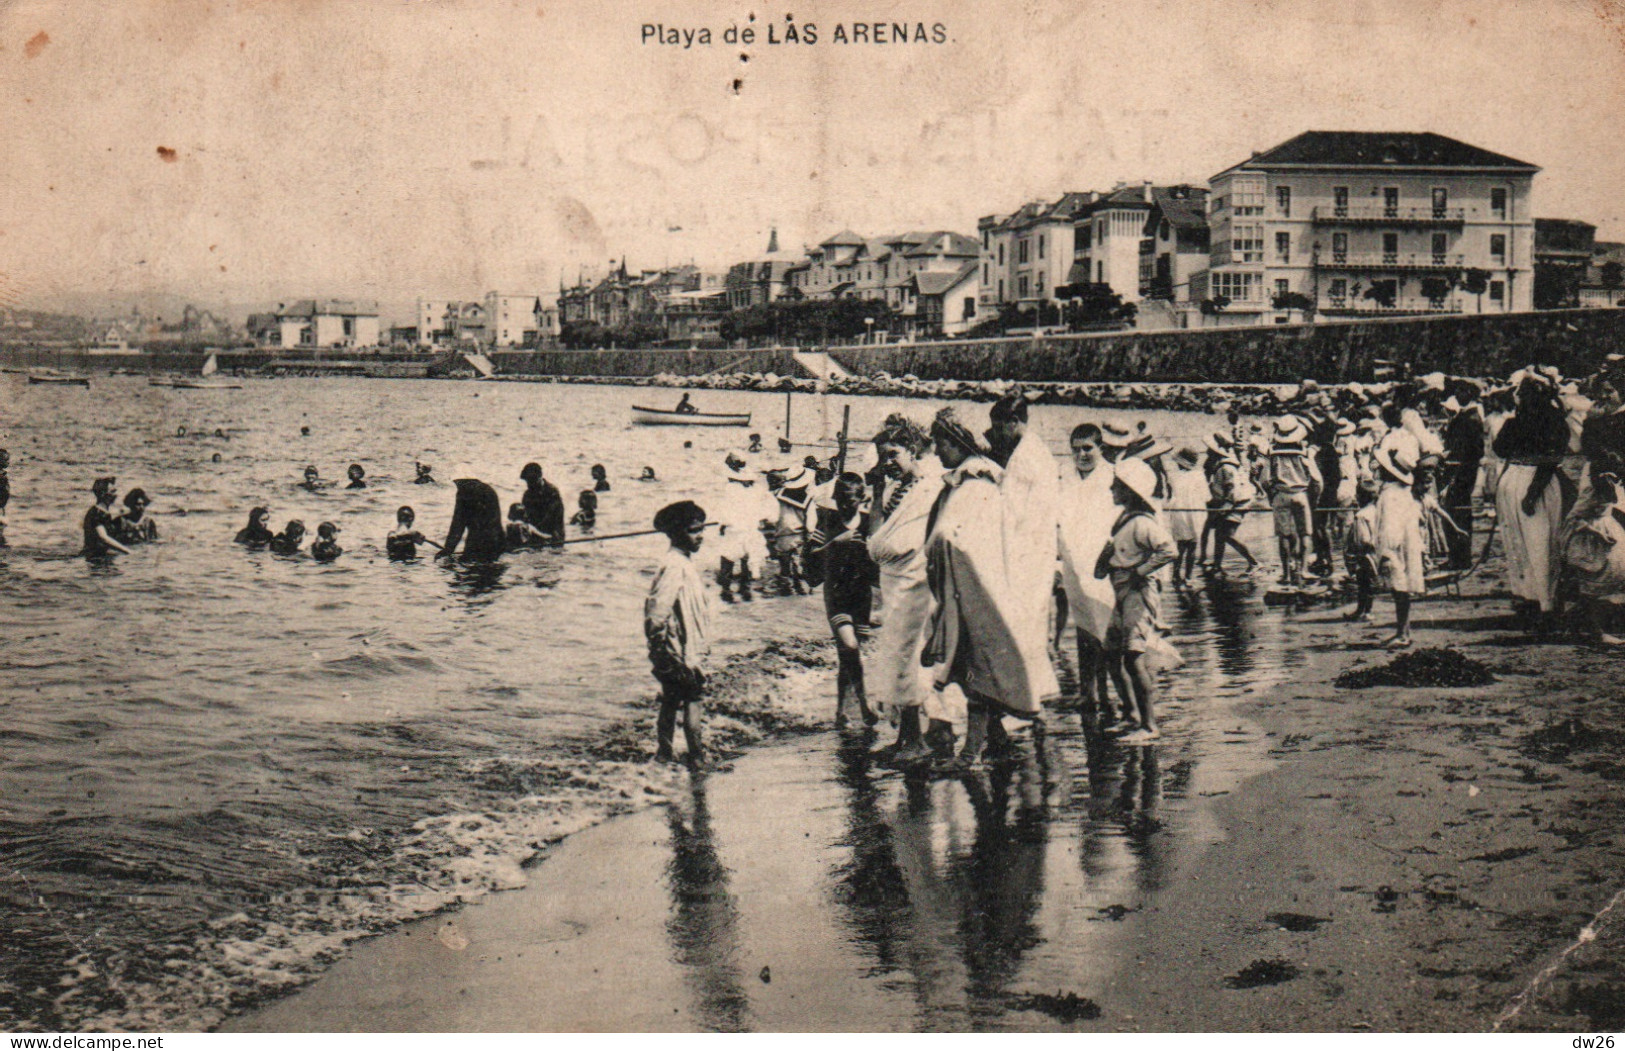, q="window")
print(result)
[1491,187,1508,220]
[1275,232,1291,263]
[1333,186,1349,217]
[1432,232,1449,265]
[982,230,990,249]
[1018,239,1029,264]
[1275,278,1290,297]
[1489,280,1504,301]
[1018,275,1030,299]
[997,244,1004,266]
[1490,234,1506,262]
[1211,271,1259,302]
[1233,223,1264,263]
[1213,195,1227,213]
[1079,226,1092,251]
[1432,188,1448,217]
[1038,235,1046,260]
[1097,261,1104,283]
[1382,233,1399,264]
[1160,220,1171,241]
[1328,278,1347,306]
[1332,232,1348,263]
[1277,186,1291,217]
[964,297,975,319]
[1383,187,1399,217]
[1036,272,1046,296]
[998,279,1004,300]
[1232,177,1265,215]
[982,263,989,284]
